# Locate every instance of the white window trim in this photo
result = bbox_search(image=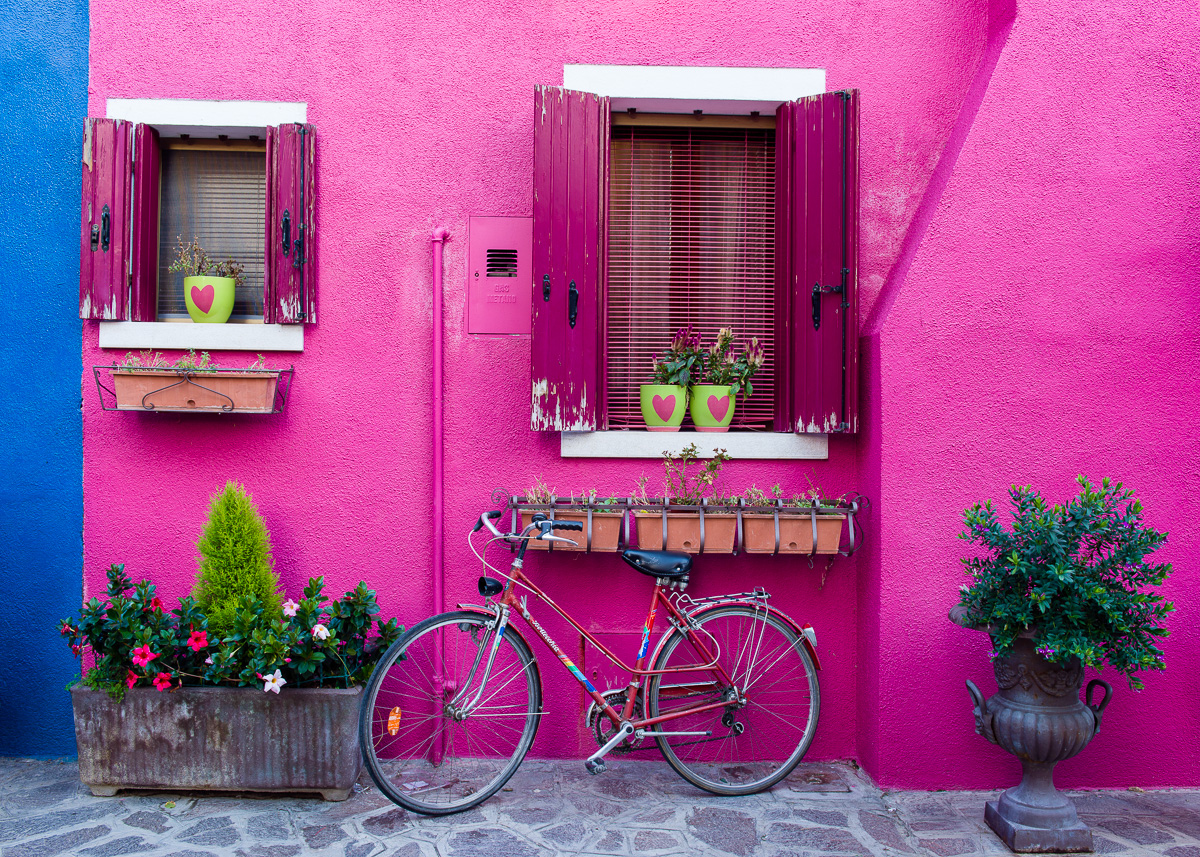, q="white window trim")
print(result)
[560,66,829,455]
[98,98,308,352]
